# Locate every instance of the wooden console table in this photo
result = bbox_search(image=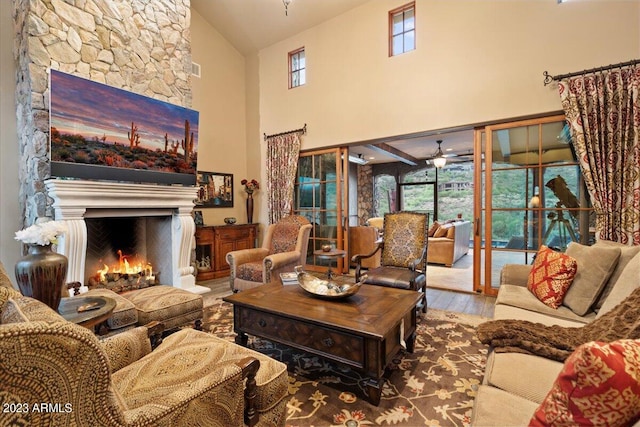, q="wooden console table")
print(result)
[195,224,258,281]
